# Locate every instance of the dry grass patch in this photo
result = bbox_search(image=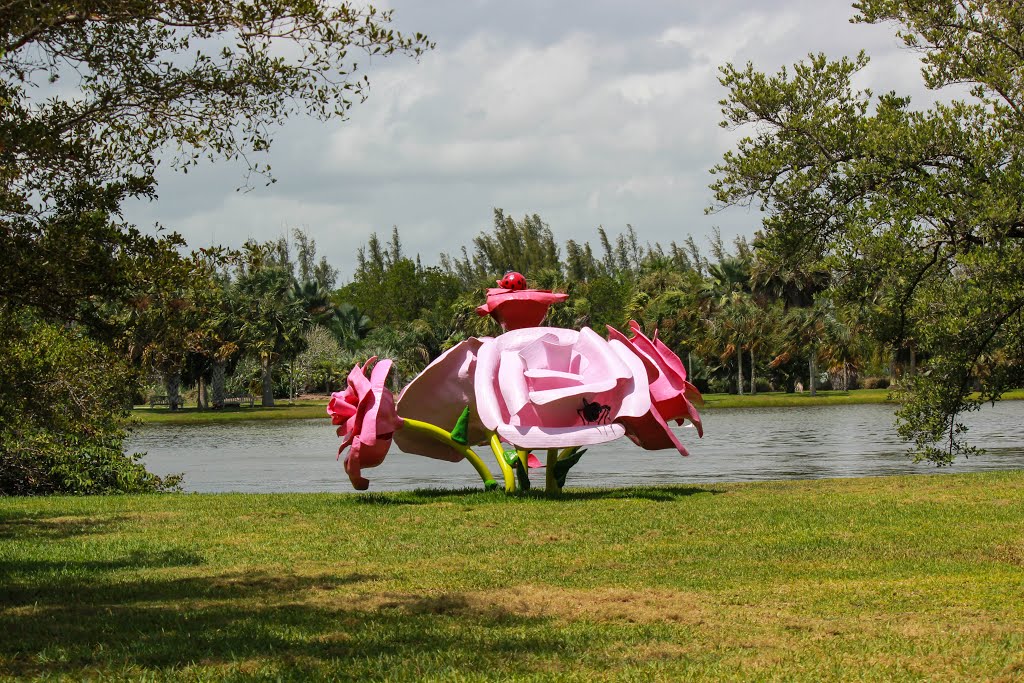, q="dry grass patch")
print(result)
[353,585,707,626]
[989,542,1024,566]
